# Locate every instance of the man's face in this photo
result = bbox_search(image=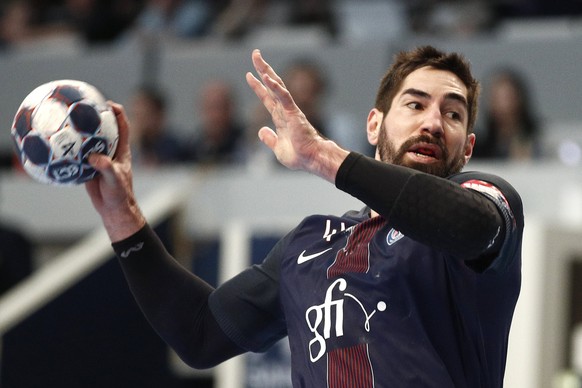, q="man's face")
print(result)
[367,66,475,177]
